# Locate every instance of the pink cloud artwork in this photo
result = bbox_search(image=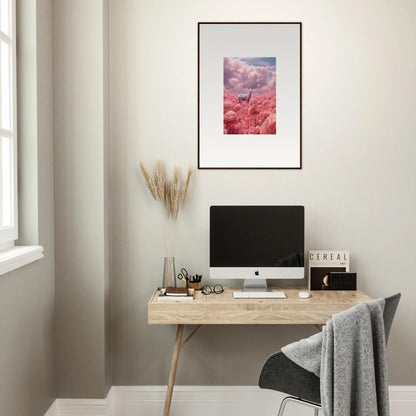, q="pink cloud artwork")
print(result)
[223,57,276,135]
